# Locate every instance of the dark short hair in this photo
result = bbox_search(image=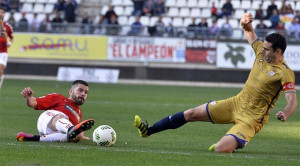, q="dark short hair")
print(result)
[265,33,287,54]
[0,6,6,11]
[72,80,88,87]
